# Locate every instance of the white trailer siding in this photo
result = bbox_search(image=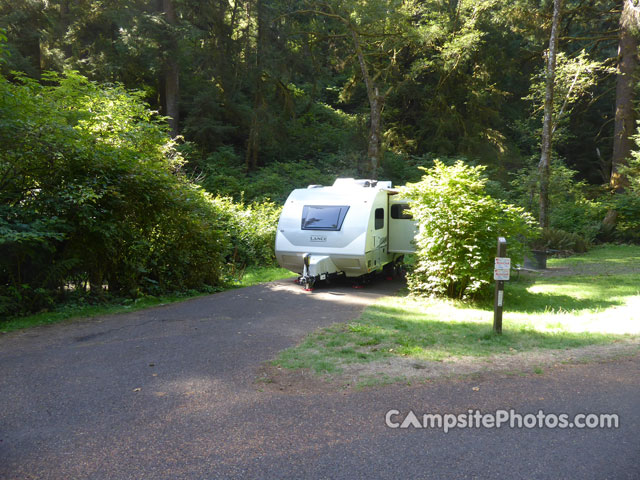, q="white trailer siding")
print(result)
[275,179,415,281]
